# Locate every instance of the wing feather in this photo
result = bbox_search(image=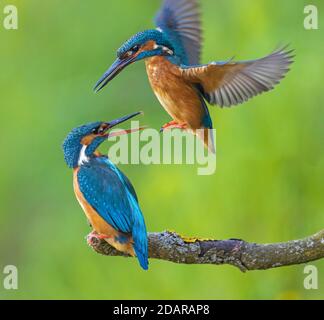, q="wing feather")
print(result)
[180,47,294,107]
[155,0,202,65]
[77,158,149,269]
[77,158,140,234]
